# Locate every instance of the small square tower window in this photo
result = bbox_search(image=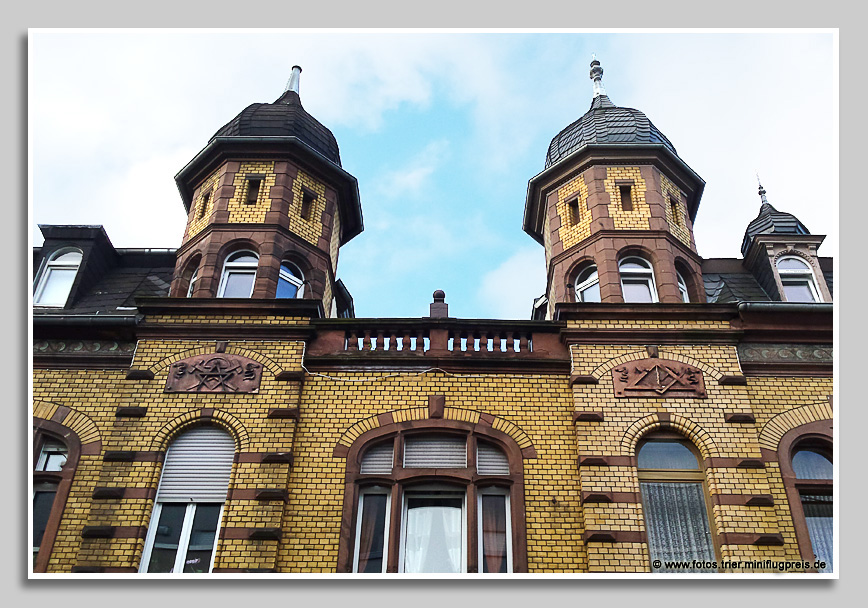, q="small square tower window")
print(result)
[197,190,211,219]
[300,188,316,220]
[246,178,262,205]
[670,195,683,228]
[619,186,633,211]
[566,196,580,226]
